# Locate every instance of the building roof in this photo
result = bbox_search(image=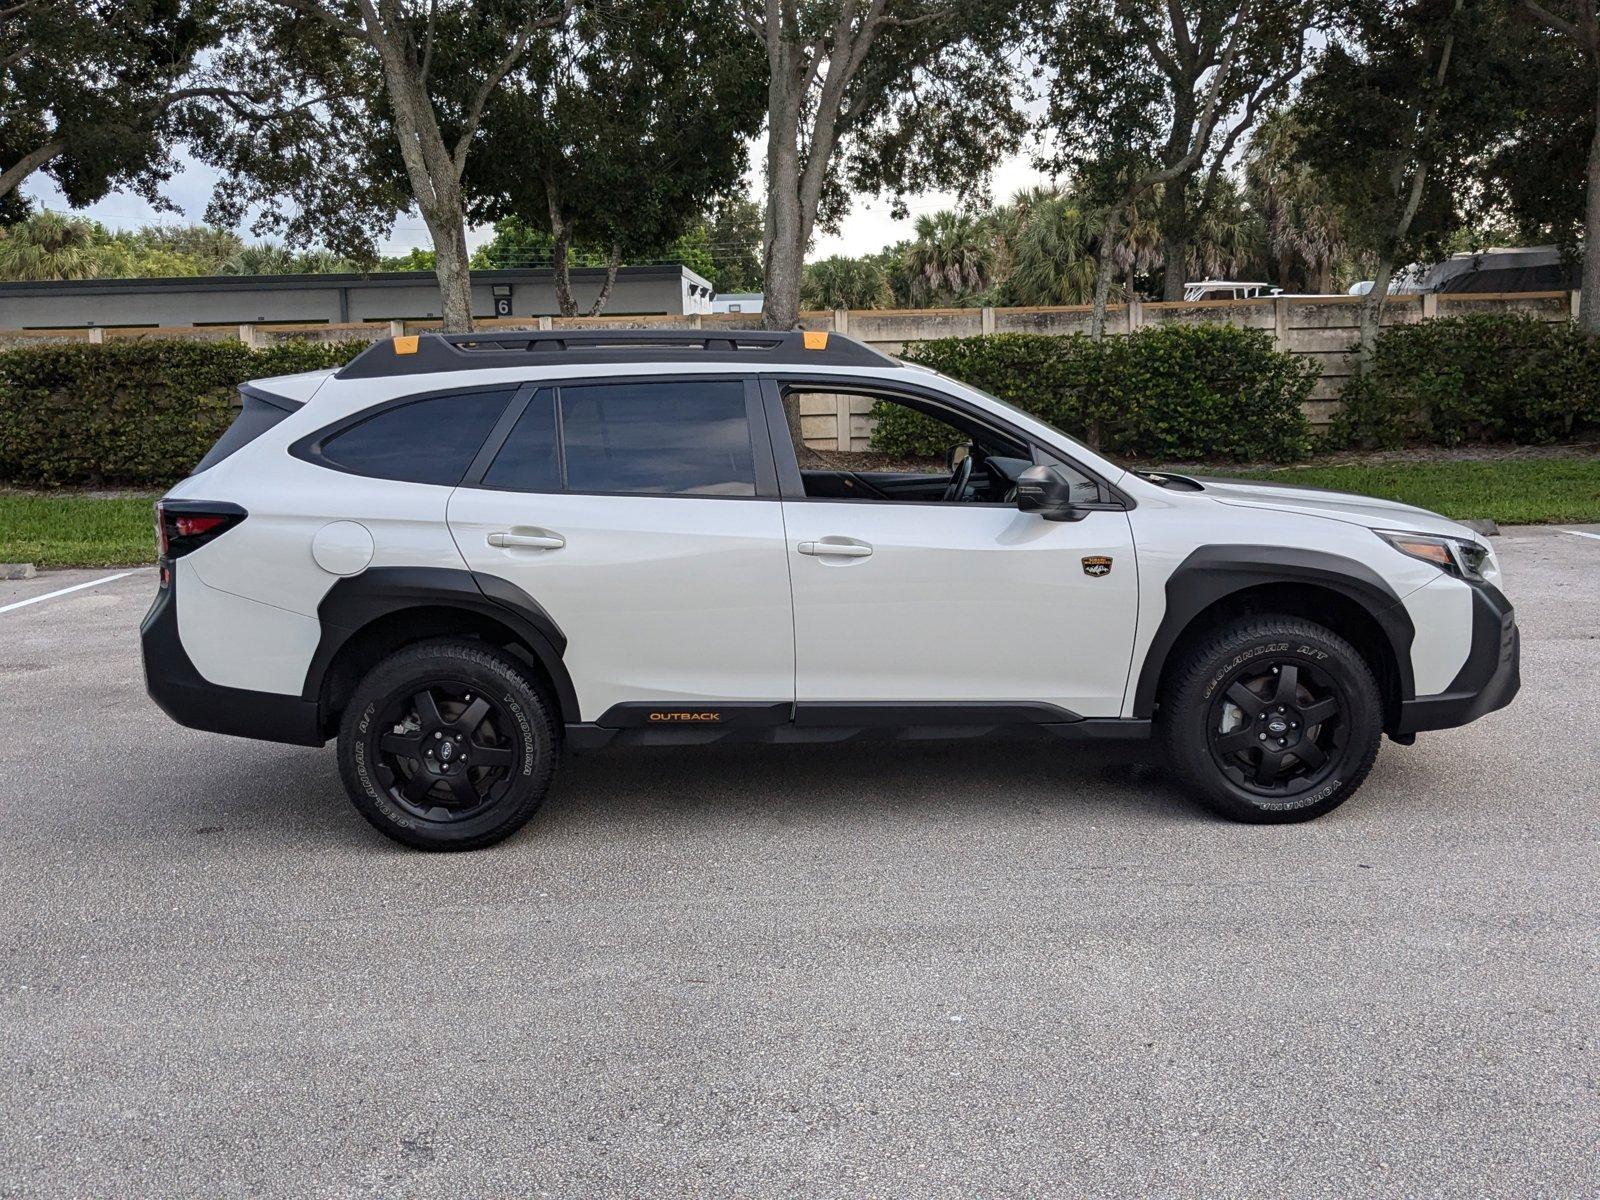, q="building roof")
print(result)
[0,264,711,299]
